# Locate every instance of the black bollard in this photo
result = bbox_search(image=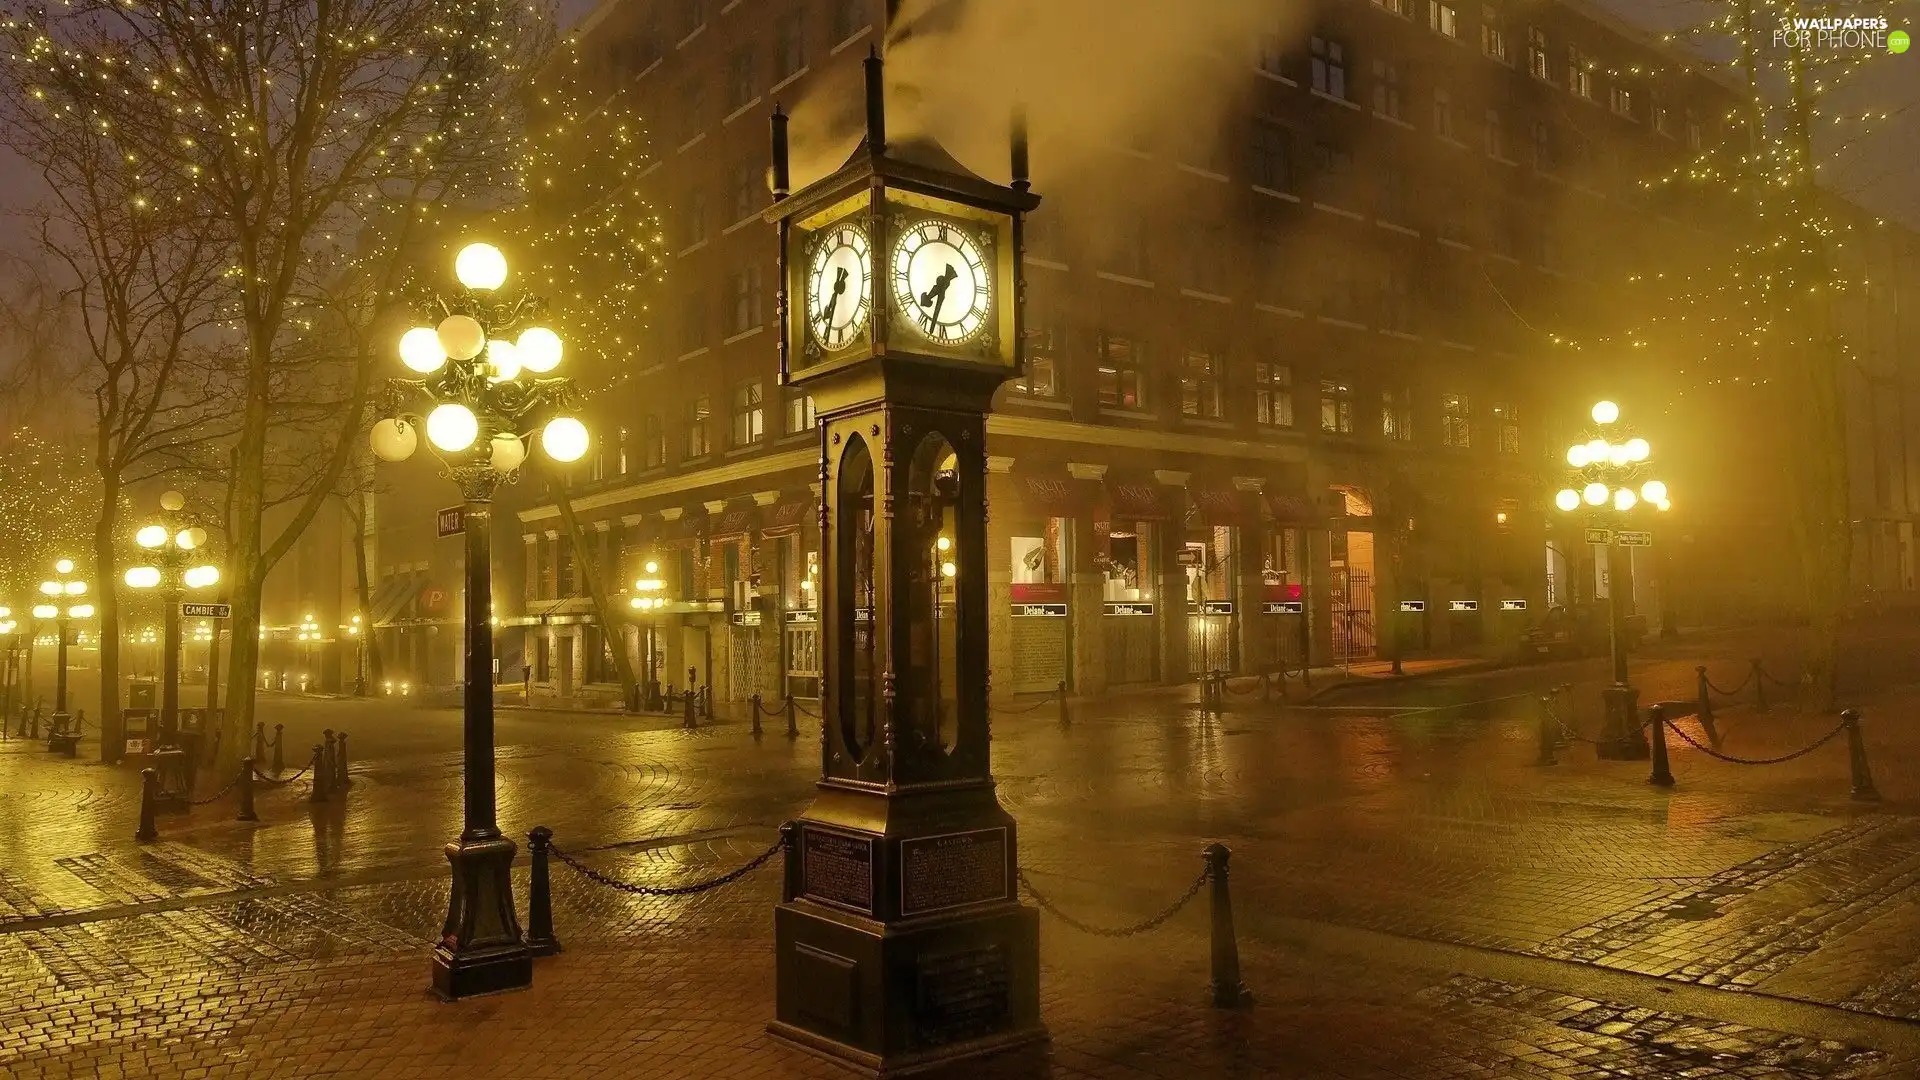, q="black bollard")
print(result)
[703,684,713,718]
[1535,696,1557,766]
[1844,708,1879,802]
[683,688,697,729]
[1058,680,1070,726]
[1204,843,1253,1007]
[1648,705,1675,788]
[524,826,563,956]
[322,729,336,782]
[29,706,39,741]
[751,693,764,737]
[1695,667,1721,749]
[135,767,159,841]
[778,820,801,902]
[271,723,285,774]
[308,745,330,803]
[253,722,266,765]
[335,732,350,789]
[237,757,259,822]
[785,695,798,738]
[1752,658,1769,712]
